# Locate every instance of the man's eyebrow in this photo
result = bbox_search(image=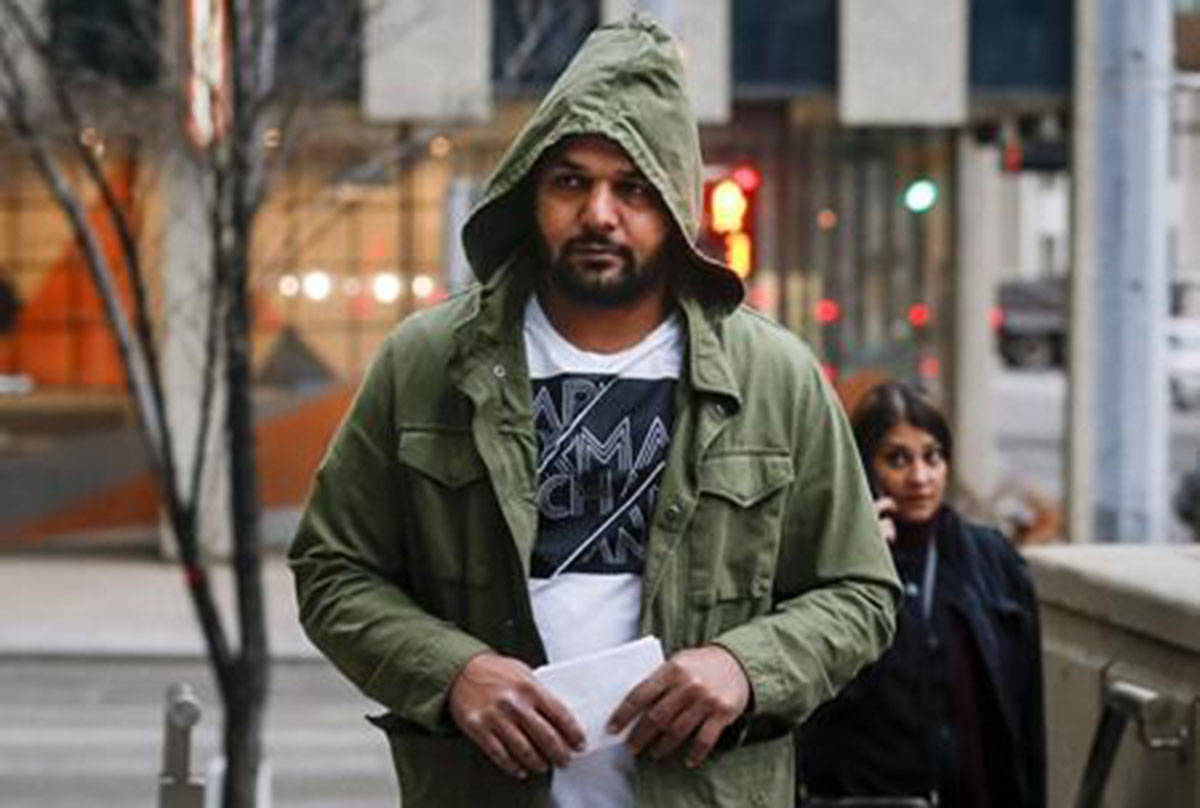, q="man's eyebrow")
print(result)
[543,157,644,180]
[544,157,587,173]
